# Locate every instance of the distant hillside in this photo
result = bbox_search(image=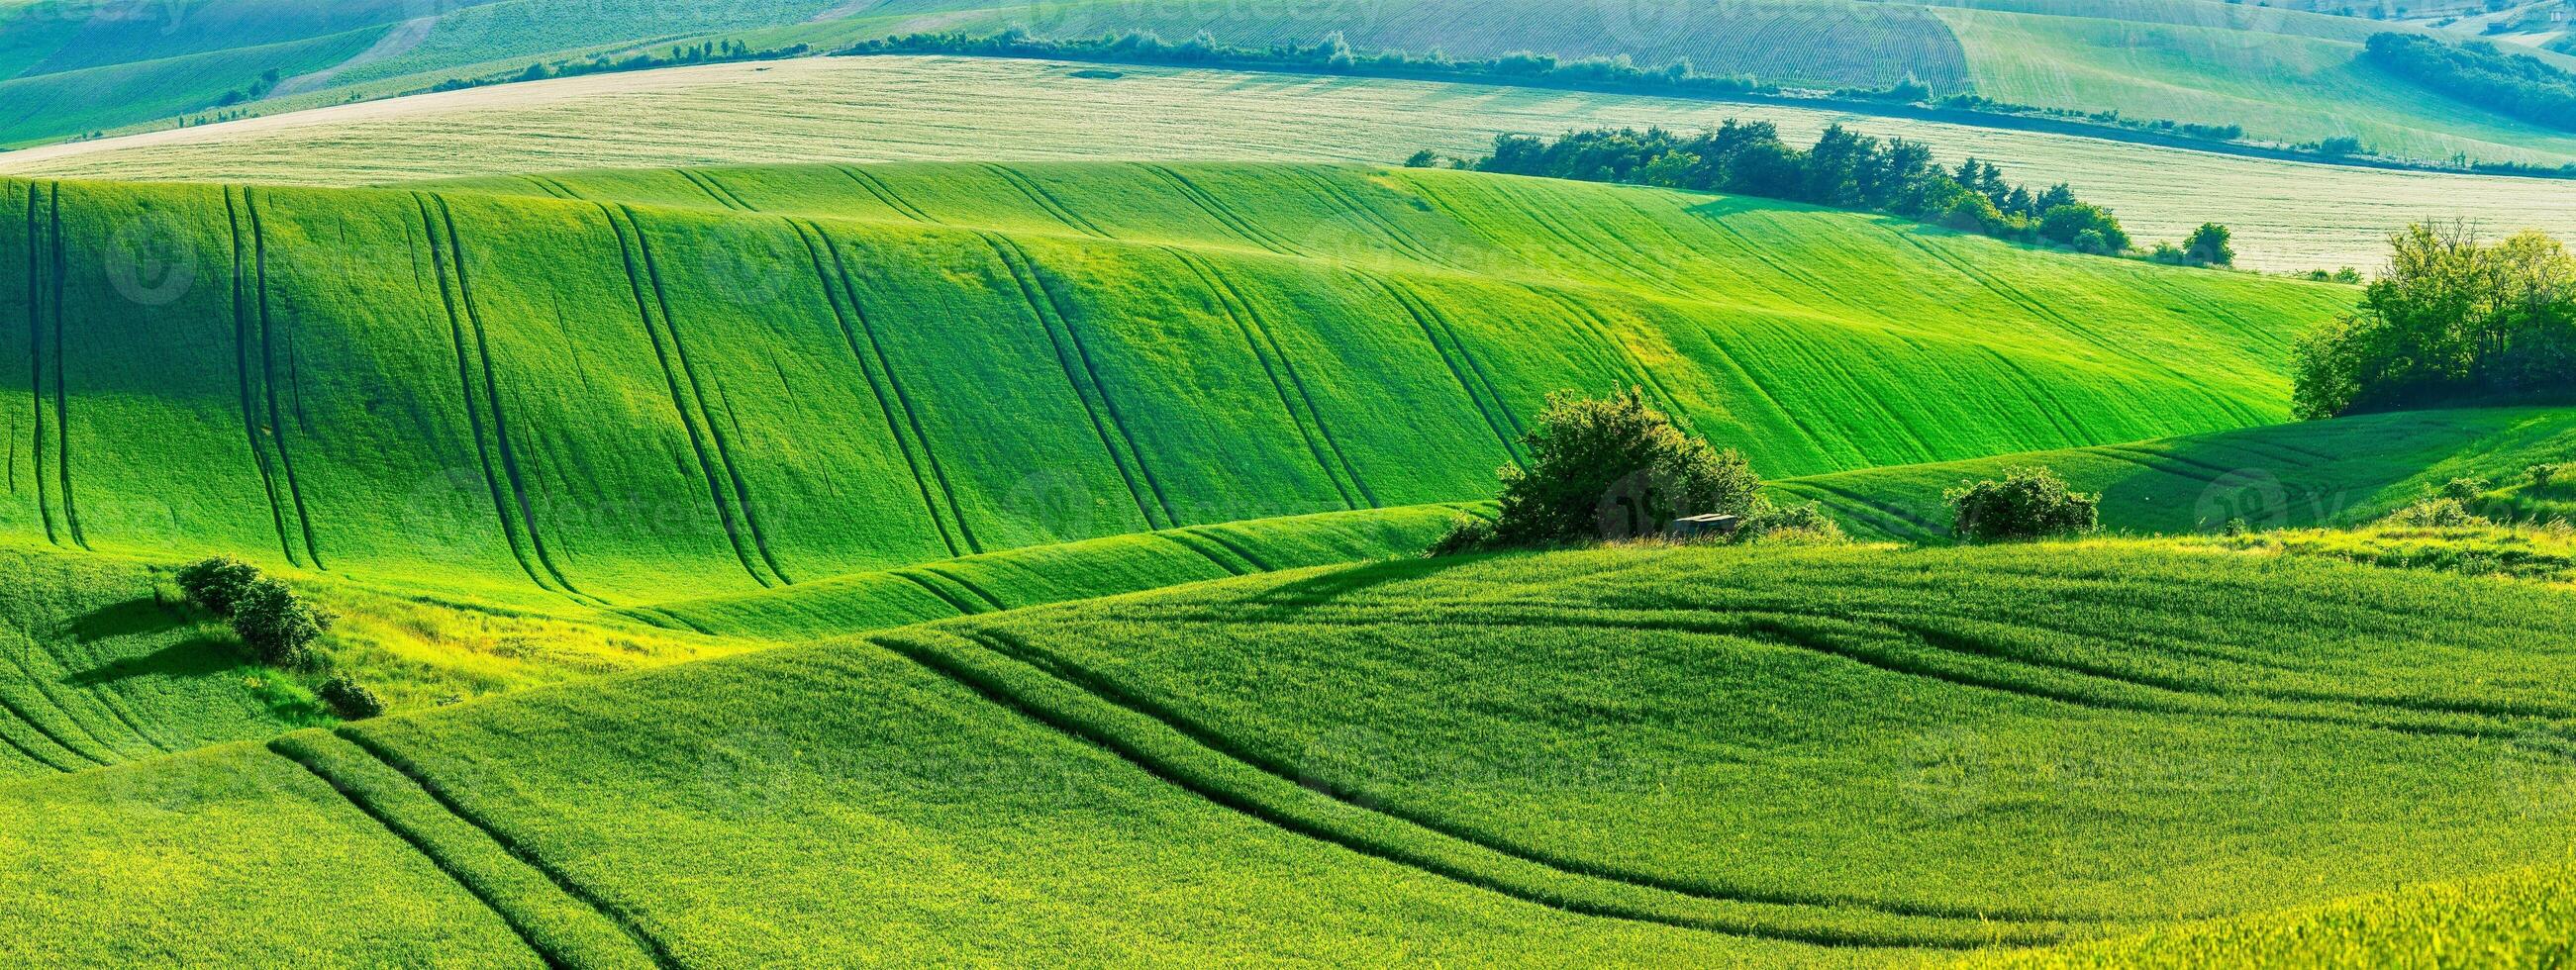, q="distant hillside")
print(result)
[0,162,2346,604]
[8,539,2574,963]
